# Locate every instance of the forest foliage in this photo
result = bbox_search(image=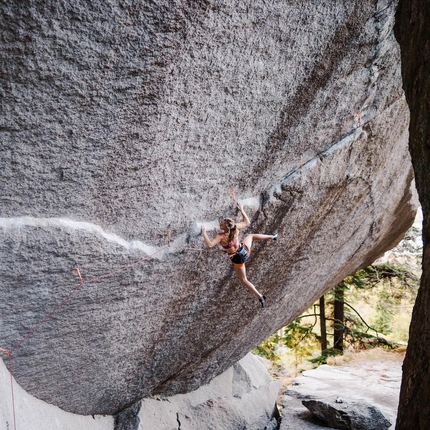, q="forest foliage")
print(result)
[254,223,422,367]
